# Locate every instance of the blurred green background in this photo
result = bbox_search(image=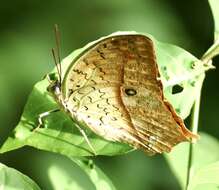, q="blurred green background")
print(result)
[0,0,218,190]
